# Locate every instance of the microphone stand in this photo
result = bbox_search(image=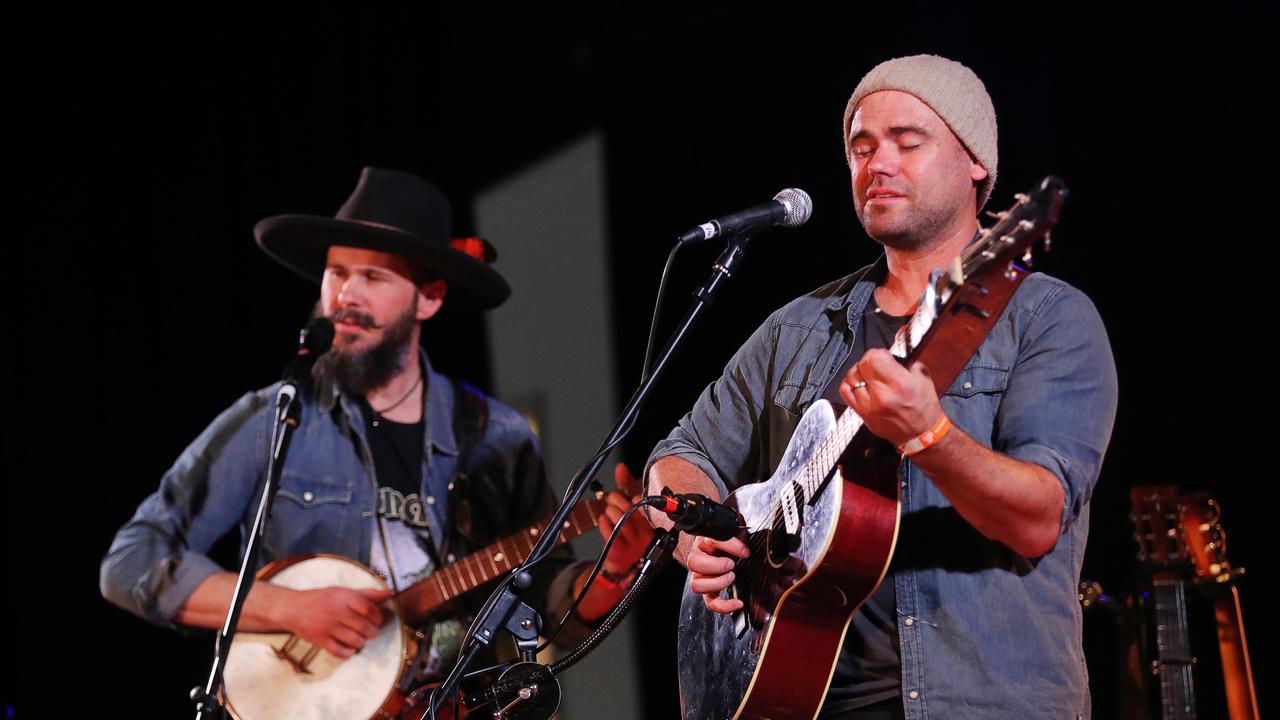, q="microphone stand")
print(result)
[191,383,304,720]
[428,231,758,718]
